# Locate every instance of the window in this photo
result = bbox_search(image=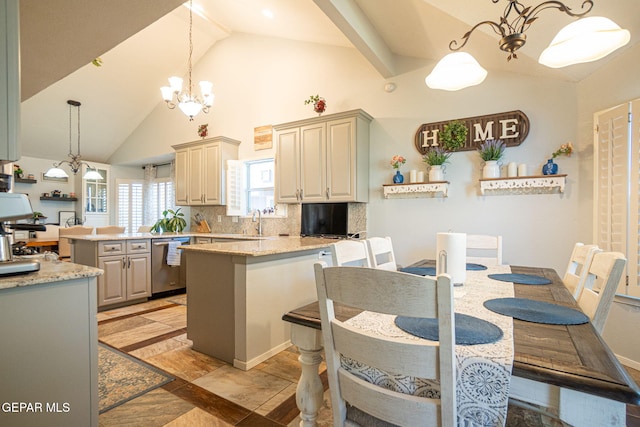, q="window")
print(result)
[227,158,286,217]
[116,178,175,232]
[116,180,143,233]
